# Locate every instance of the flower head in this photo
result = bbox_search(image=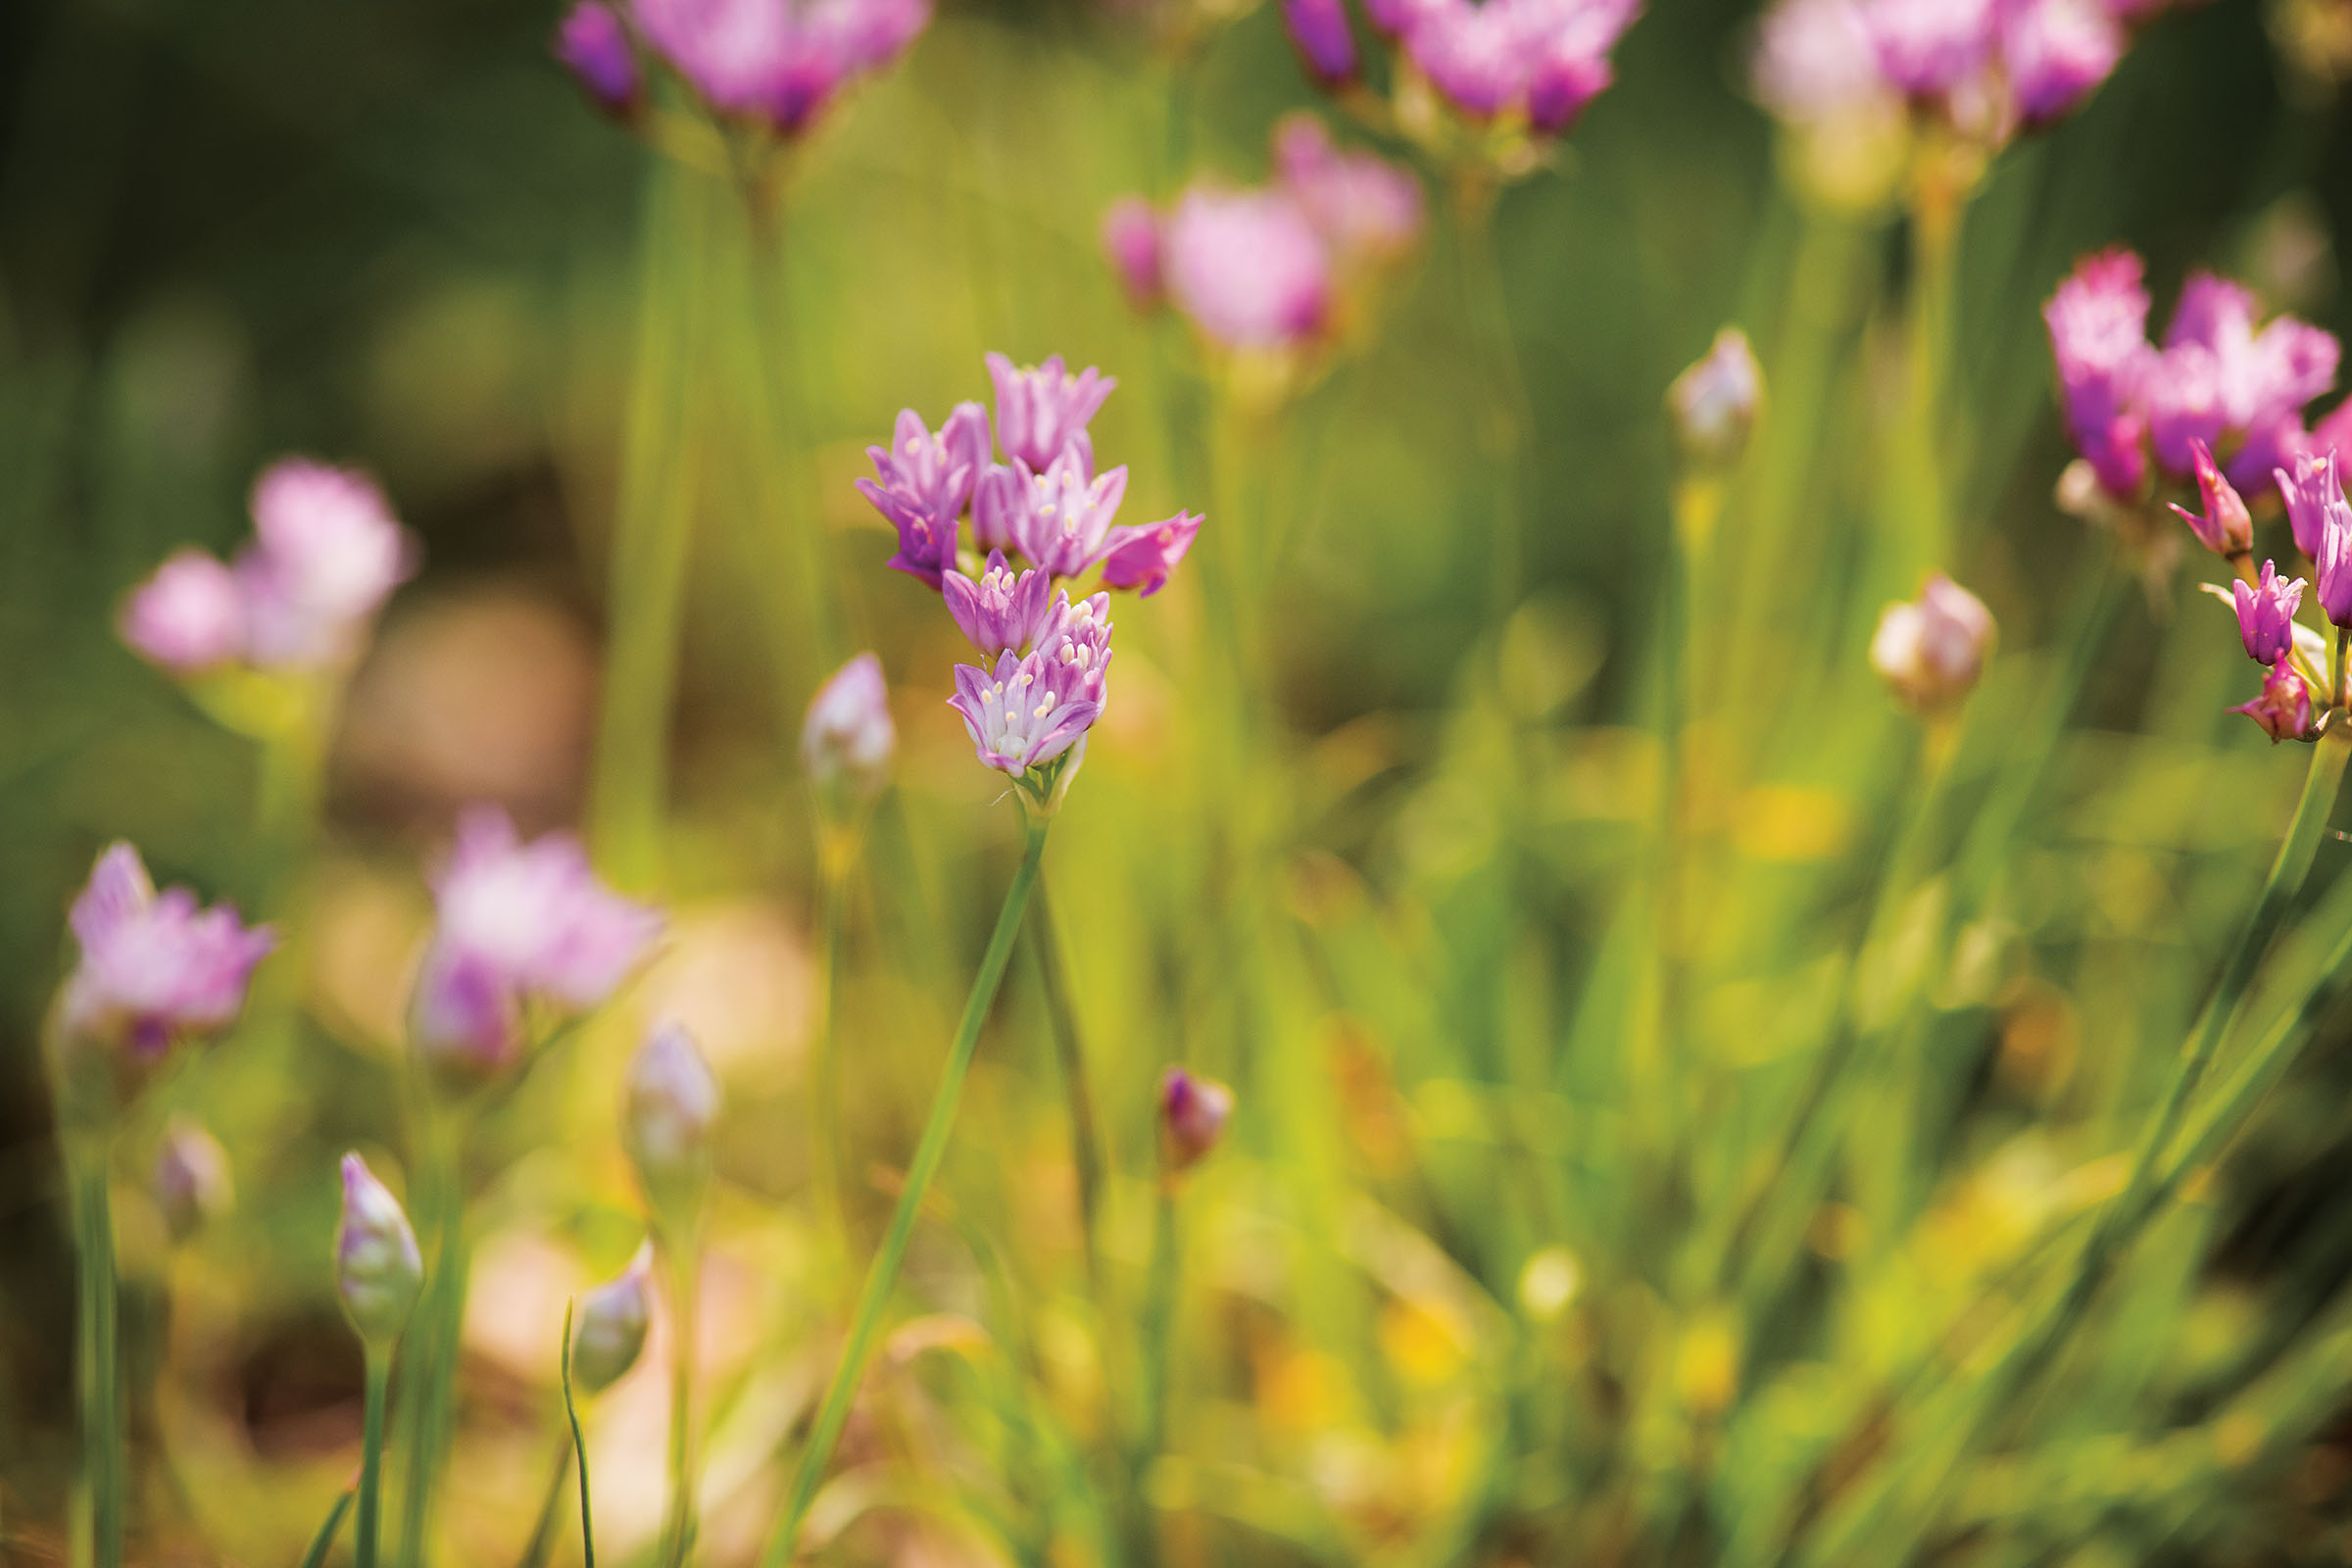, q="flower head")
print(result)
[58,844,273,1065]
[2147,271,2340,491]
[558,1,643,114]
[2167,437,2255,557]
[2043,249,2153,501]
[1870,574,1994,710]
[987,353,1114,475]
[2227,561,2308,665]
[802,653,897,801]
[1159,1066,1234,1172]
[948,645,1106,776]
[122,551,246,674]
[1667,327,1765,466]
[1860,0,1995,96]
[1161,187,1332,353]
[155,1116,233,1244]
[629,0,930,135]
[943,551,1061,658]
[2232,657,2320,743]
[411,808,662,1077]
[239,460,416,668]
[1102,199,1164,310]
[1271,115,1425,266]
[572,1241,655,1395]
[623,1020,721,1226]
[337,1153,423,1348]
[2000,0,2123,124]
[1401,0,1639,129]
[989,453,1133,580]
[1098,513,1203,598]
